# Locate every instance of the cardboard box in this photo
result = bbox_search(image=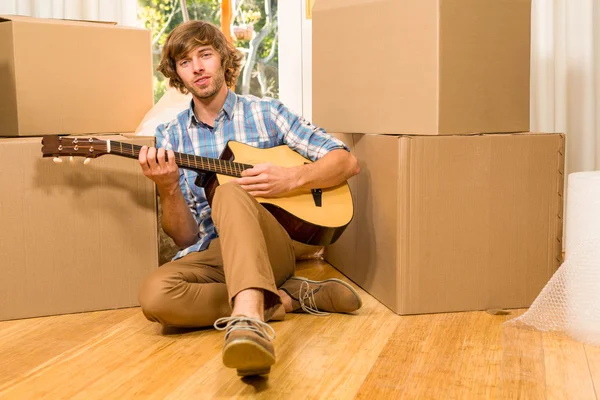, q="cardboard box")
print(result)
[326,132,565,314]
[0,135,158,321]
[0,15,153,137]
[313,0,531,135]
